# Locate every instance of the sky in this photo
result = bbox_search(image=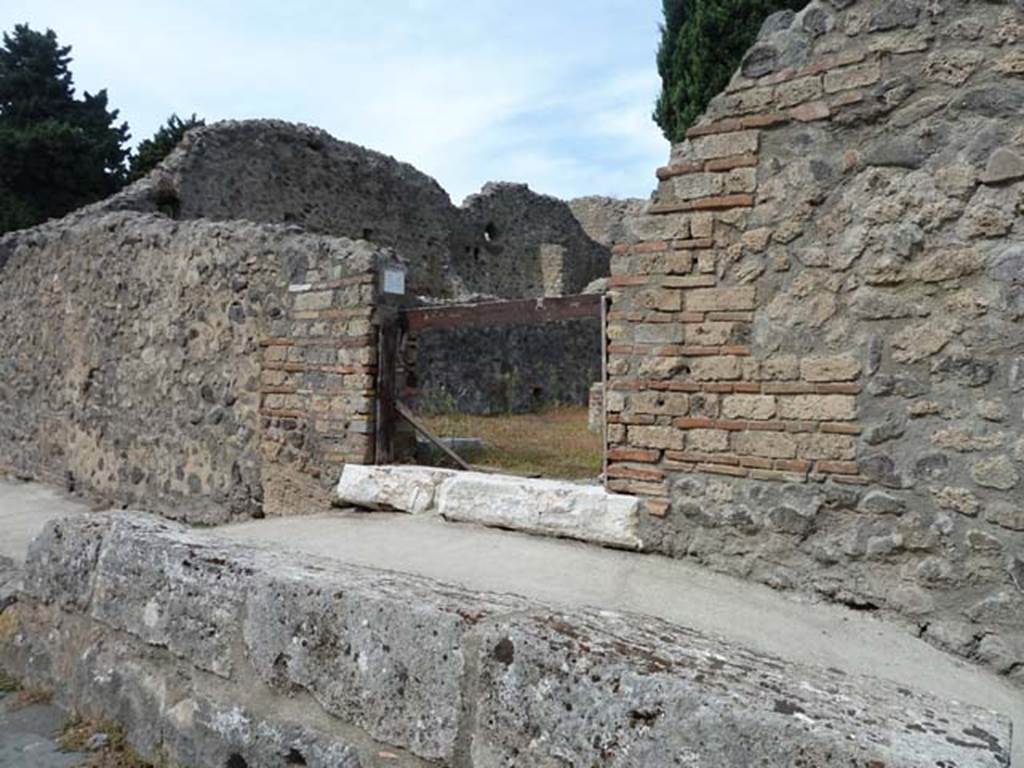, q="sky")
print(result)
[4,1,669,204]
